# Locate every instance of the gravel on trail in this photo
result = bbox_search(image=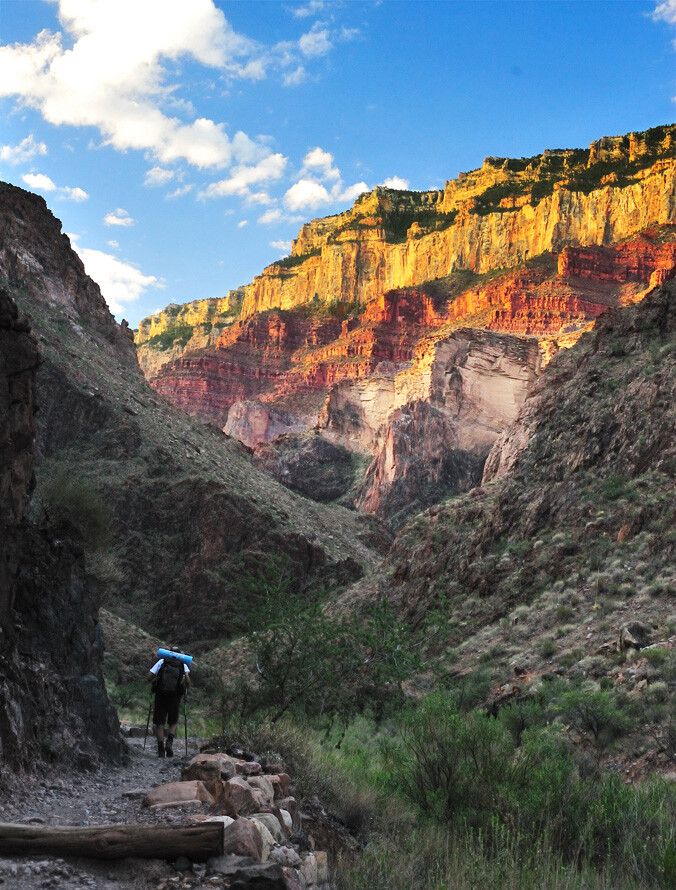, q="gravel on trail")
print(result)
[0,733,227,890]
